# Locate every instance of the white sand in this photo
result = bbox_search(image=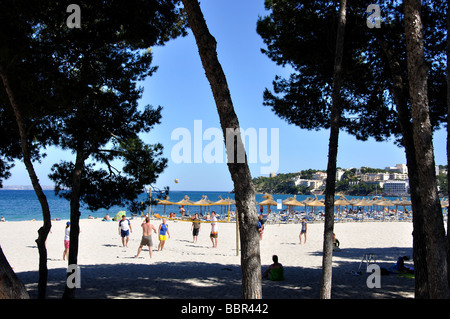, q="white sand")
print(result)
[0,218,415,299]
